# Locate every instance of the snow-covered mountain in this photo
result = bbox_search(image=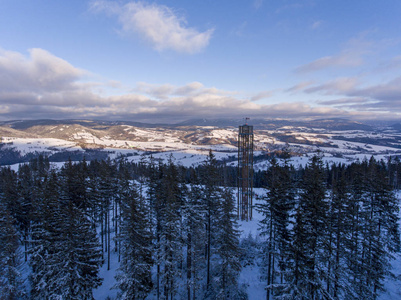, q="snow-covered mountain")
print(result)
[1,118,401,167]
